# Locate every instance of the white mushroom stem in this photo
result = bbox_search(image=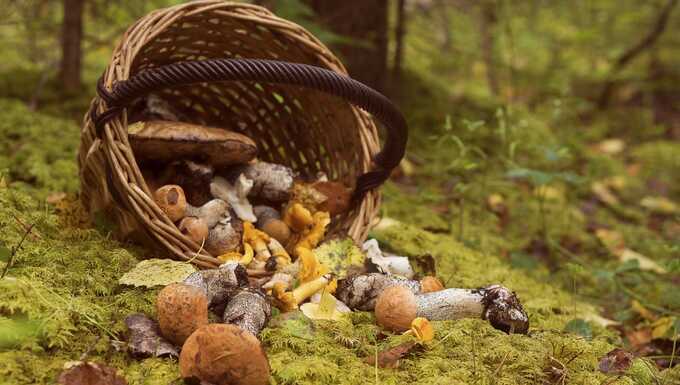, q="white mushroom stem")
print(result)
[185,199,229,228]
[210,175,257,223]
[336,273,422,311]
[417,286,529,333]
[234,161,295,202]
[362,239,414,278]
